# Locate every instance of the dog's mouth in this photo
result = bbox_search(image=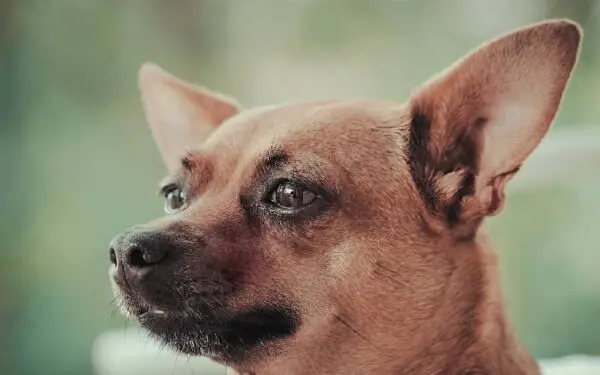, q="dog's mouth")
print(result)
[125,297,299,362]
